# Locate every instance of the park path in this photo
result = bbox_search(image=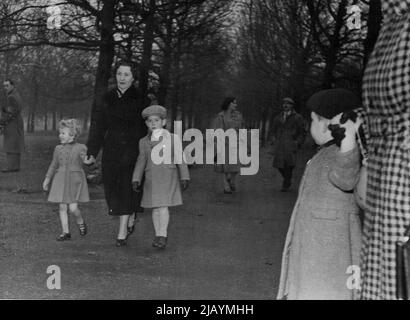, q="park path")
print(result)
[0,134,313,299]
